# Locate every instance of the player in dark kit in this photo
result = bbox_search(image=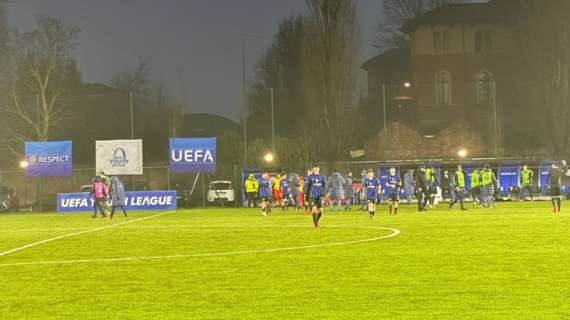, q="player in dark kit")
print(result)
[416,167,430,212]
[547,160,567,214]
[363,169,381,219]
[259,172,272,216]
[385,167,401,215]
[307,165,326,229]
